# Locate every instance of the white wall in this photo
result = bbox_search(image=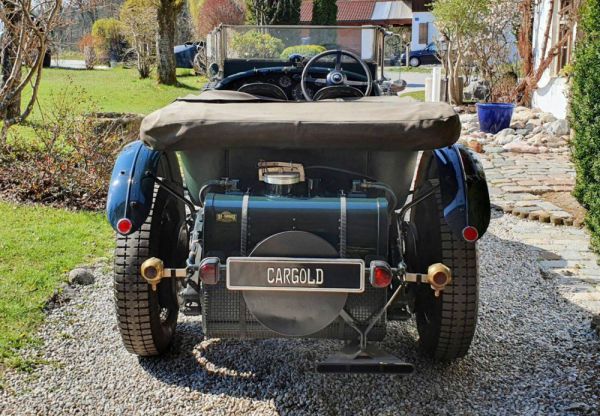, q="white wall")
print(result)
[532,0,569,119]
[532,75,569,119]
[411,12,436,51]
